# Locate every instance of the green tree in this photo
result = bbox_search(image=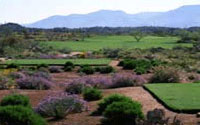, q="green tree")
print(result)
[130,31,145,42]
